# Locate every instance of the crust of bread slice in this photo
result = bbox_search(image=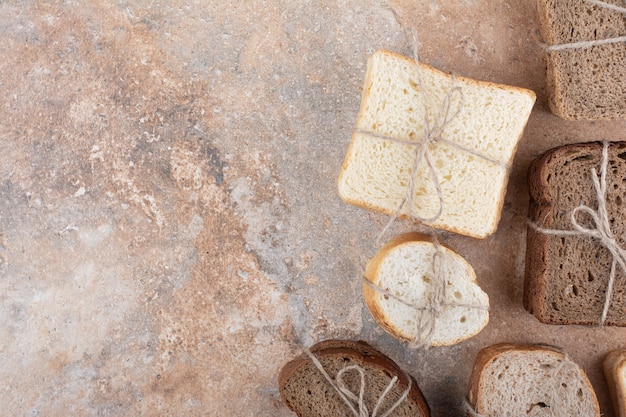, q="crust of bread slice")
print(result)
[604,349,626,417]
[337,50,535,239]
[363,233,488,347]
[278,339,430,417]
[467,343,600,417]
